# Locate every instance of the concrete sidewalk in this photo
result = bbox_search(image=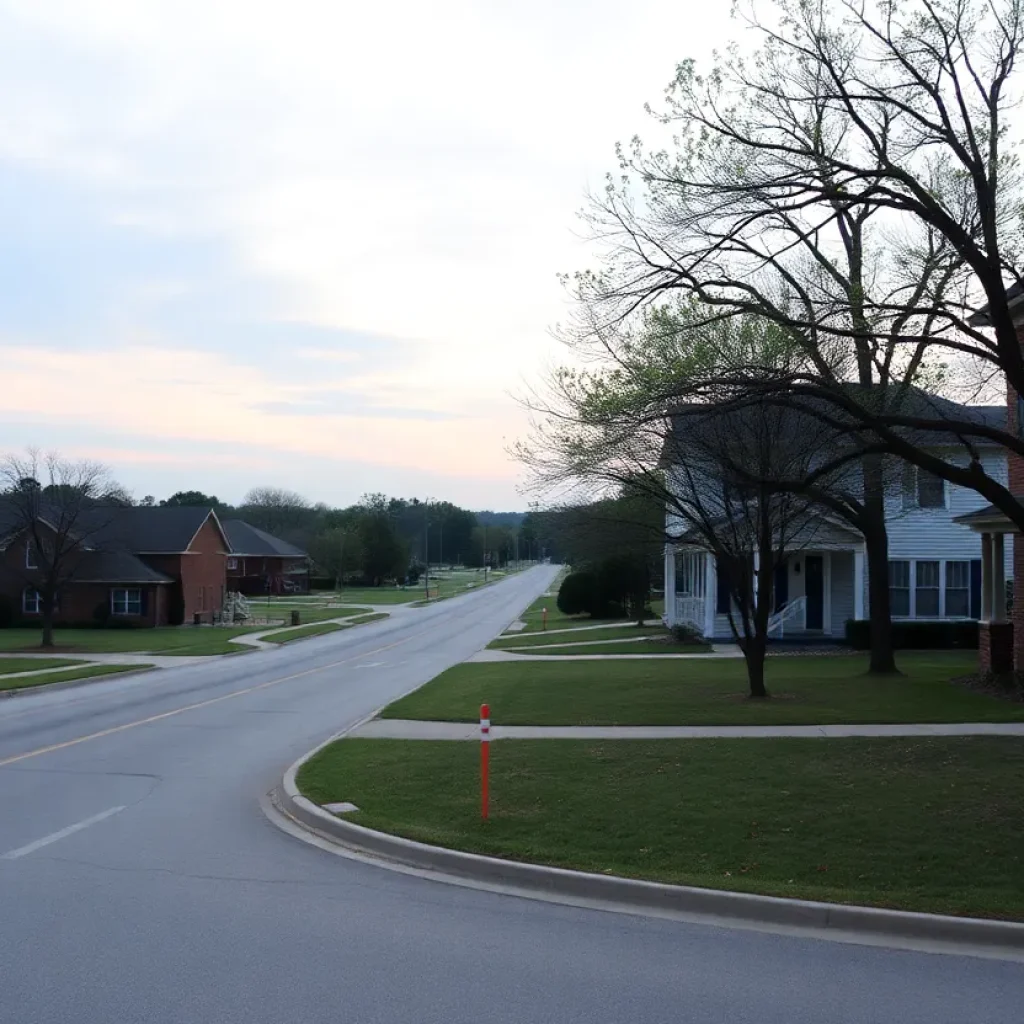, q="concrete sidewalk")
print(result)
[469,645,742,662]
[351,718,1024,740]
